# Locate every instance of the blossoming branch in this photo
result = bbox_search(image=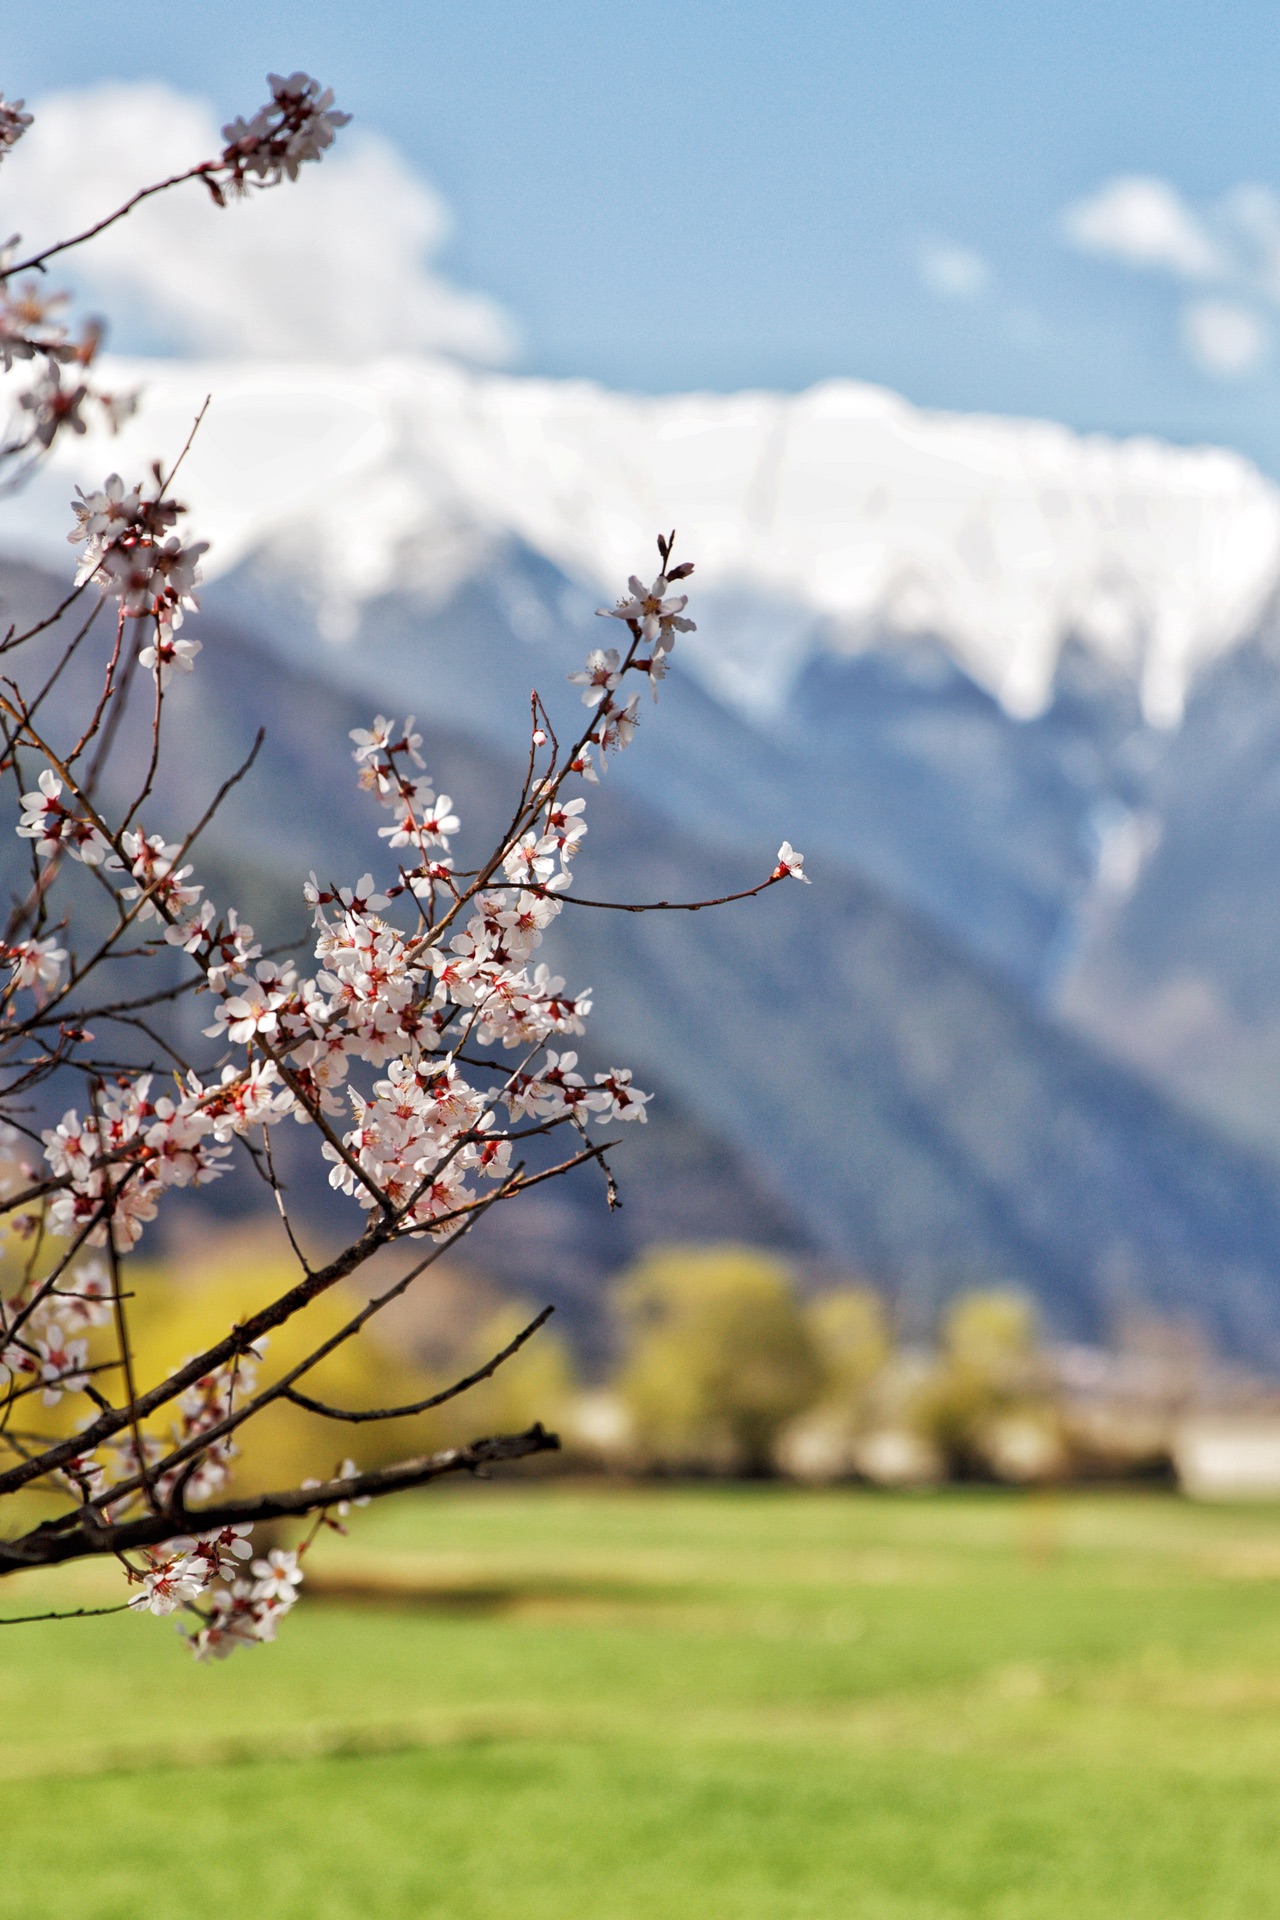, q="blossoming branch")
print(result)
[0,77,808,1656]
